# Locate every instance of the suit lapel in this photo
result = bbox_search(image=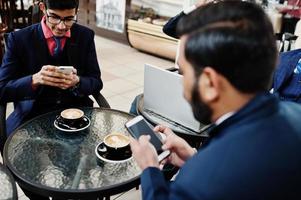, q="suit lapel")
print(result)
[66,26,80,73]
[33,24,48,71]
[66,39,79,70]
